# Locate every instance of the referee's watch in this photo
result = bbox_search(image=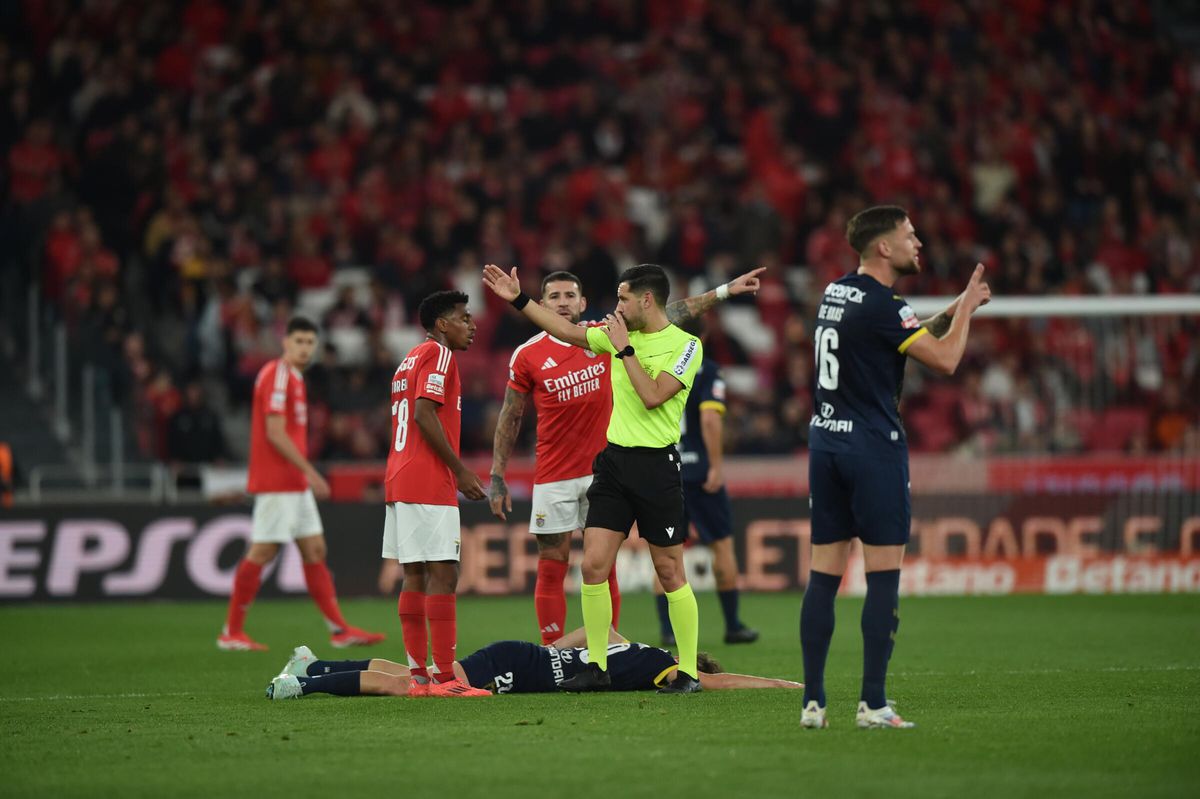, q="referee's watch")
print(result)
[615,345,635,359]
